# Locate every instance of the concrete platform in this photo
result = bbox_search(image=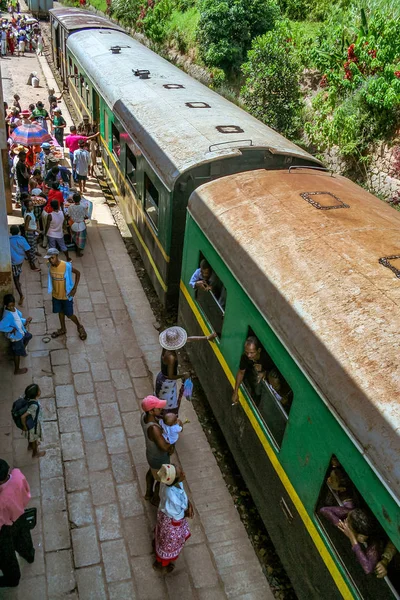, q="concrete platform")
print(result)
[0,9,273,599]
